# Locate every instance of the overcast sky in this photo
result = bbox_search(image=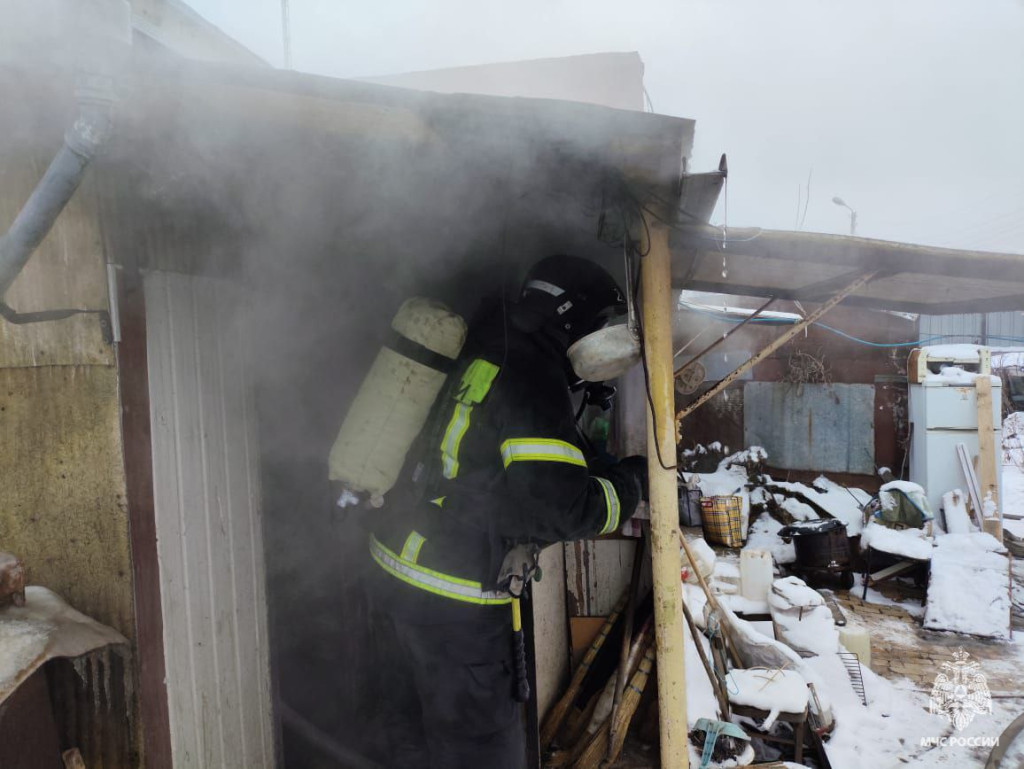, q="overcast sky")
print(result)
[186,0,1024,254]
